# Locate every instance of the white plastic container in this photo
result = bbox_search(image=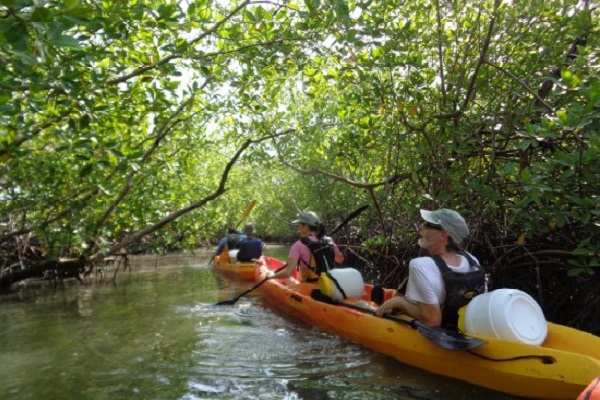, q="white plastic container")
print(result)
[464,288,547,345]
[317,268,364,301]
[228,249,239,261]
